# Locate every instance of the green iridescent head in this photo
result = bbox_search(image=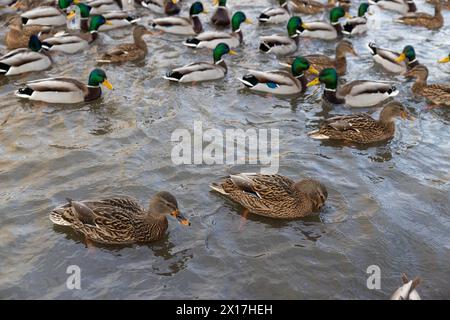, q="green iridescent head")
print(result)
[287,16,304,37]
[307,68,338,90]
[358,3,370,17]
[76,3,91,18]
[231,11,251,31]
[330,7,347,24]
[216,0,227,6]
[403,45,416,61]
[28,35,42,52]
[190,2,205,15]
[213,43,236,62]
[88,69,113,89]
[88,15,107,32]
[291,56,319,77]
[58,0,76,10]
